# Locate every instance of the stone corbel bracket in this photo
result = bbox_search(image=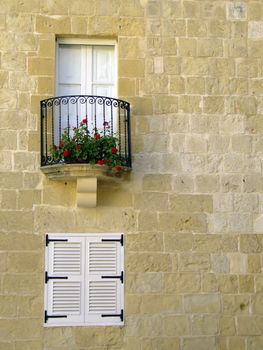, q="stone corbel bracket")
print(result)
[41,164,130,208]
